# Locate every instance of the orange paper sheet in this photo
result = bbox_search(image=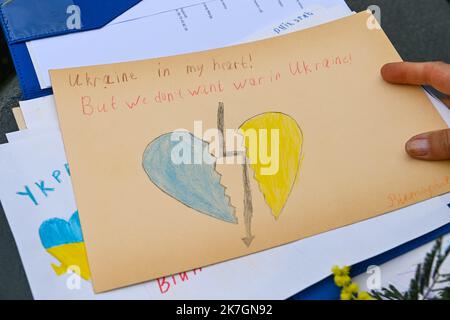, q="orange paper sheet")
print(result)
[50,12,450,293]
